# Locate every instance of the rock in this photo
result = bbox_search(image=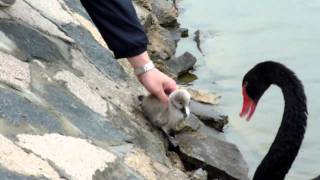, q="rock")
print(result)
[194,30,203,53]
[16,134,133,180]
[154,60,177,79]
[152,162,190,180]
[180,28,189,38]
[53,70,107,117]
[175,132,249,180]
[188,168,208,180]
[0,168,49,180]
[169,28,188,44]
[133,0,152,11]
[166,52,197,76]
[33,84,132,145]
[194,30,216,54]
[0,20,67,62]
[124,148,158,180]
[150,0,178,27]
[23,0,78,25]
[190,100,228,132]
[178,72,198,85]
[69,13,109,49]
[0,52,31,90]
[62,0,92,20]
[0,31,22,57]
[167,151,185,171]
[94,158,144,180]
[0,134,60,179]
[179,114,202,133]
[133,1,151,25]
[187,88,221,105]
[147,24,176,60]
[62,24,128,81]
[4,0,73,42]
[0,87,64,136]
